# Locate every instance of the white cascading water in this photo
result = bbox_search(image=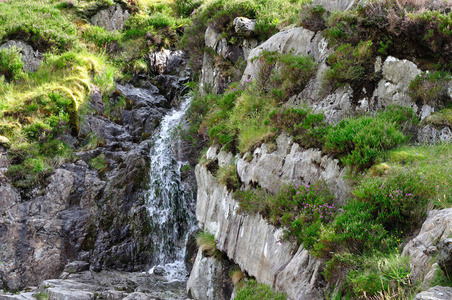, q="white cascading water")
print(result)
[146,95,197,282]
